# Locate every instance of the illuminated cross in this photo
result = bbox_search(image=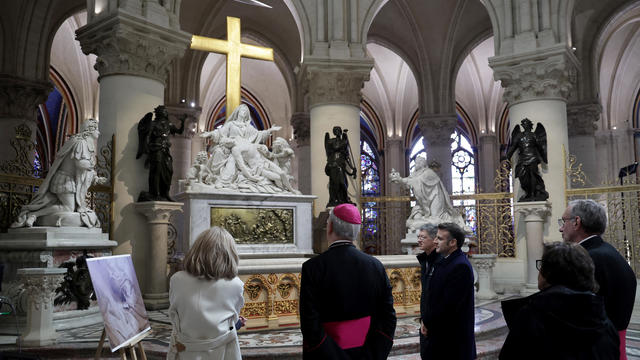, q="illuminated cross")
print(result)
[191,16,274,117]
